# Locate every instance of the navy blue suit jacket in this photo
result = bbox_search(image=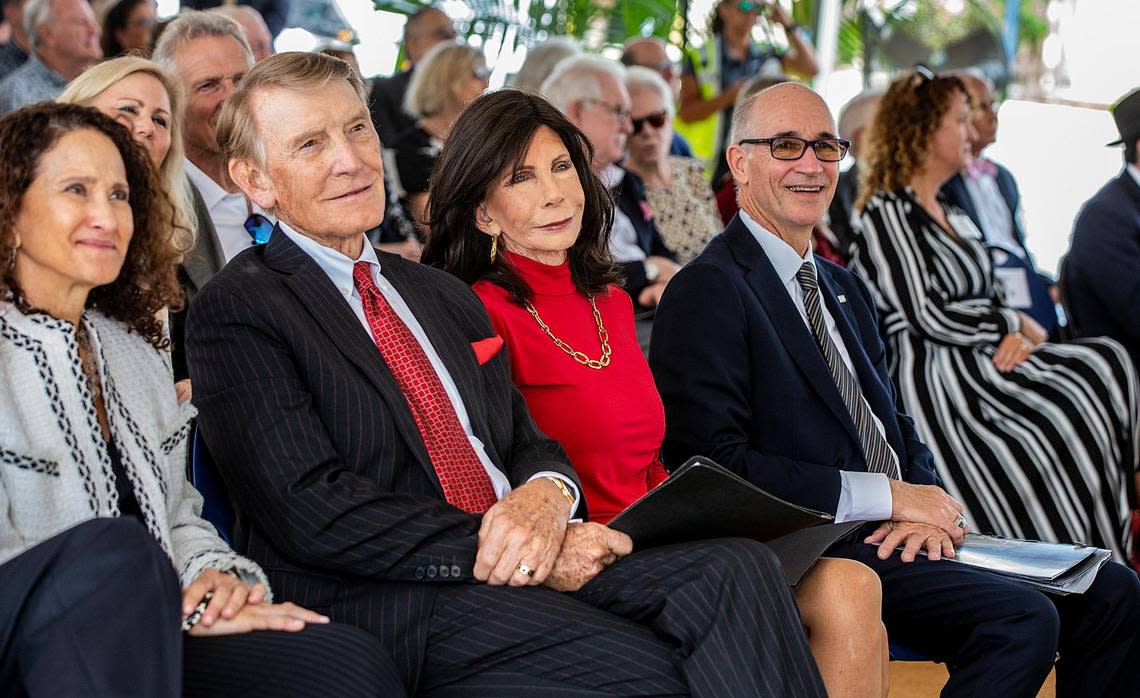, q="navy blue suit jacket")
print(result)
[613,169,676,301]
[649,216,941,516]
[1066,170,1140,363]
